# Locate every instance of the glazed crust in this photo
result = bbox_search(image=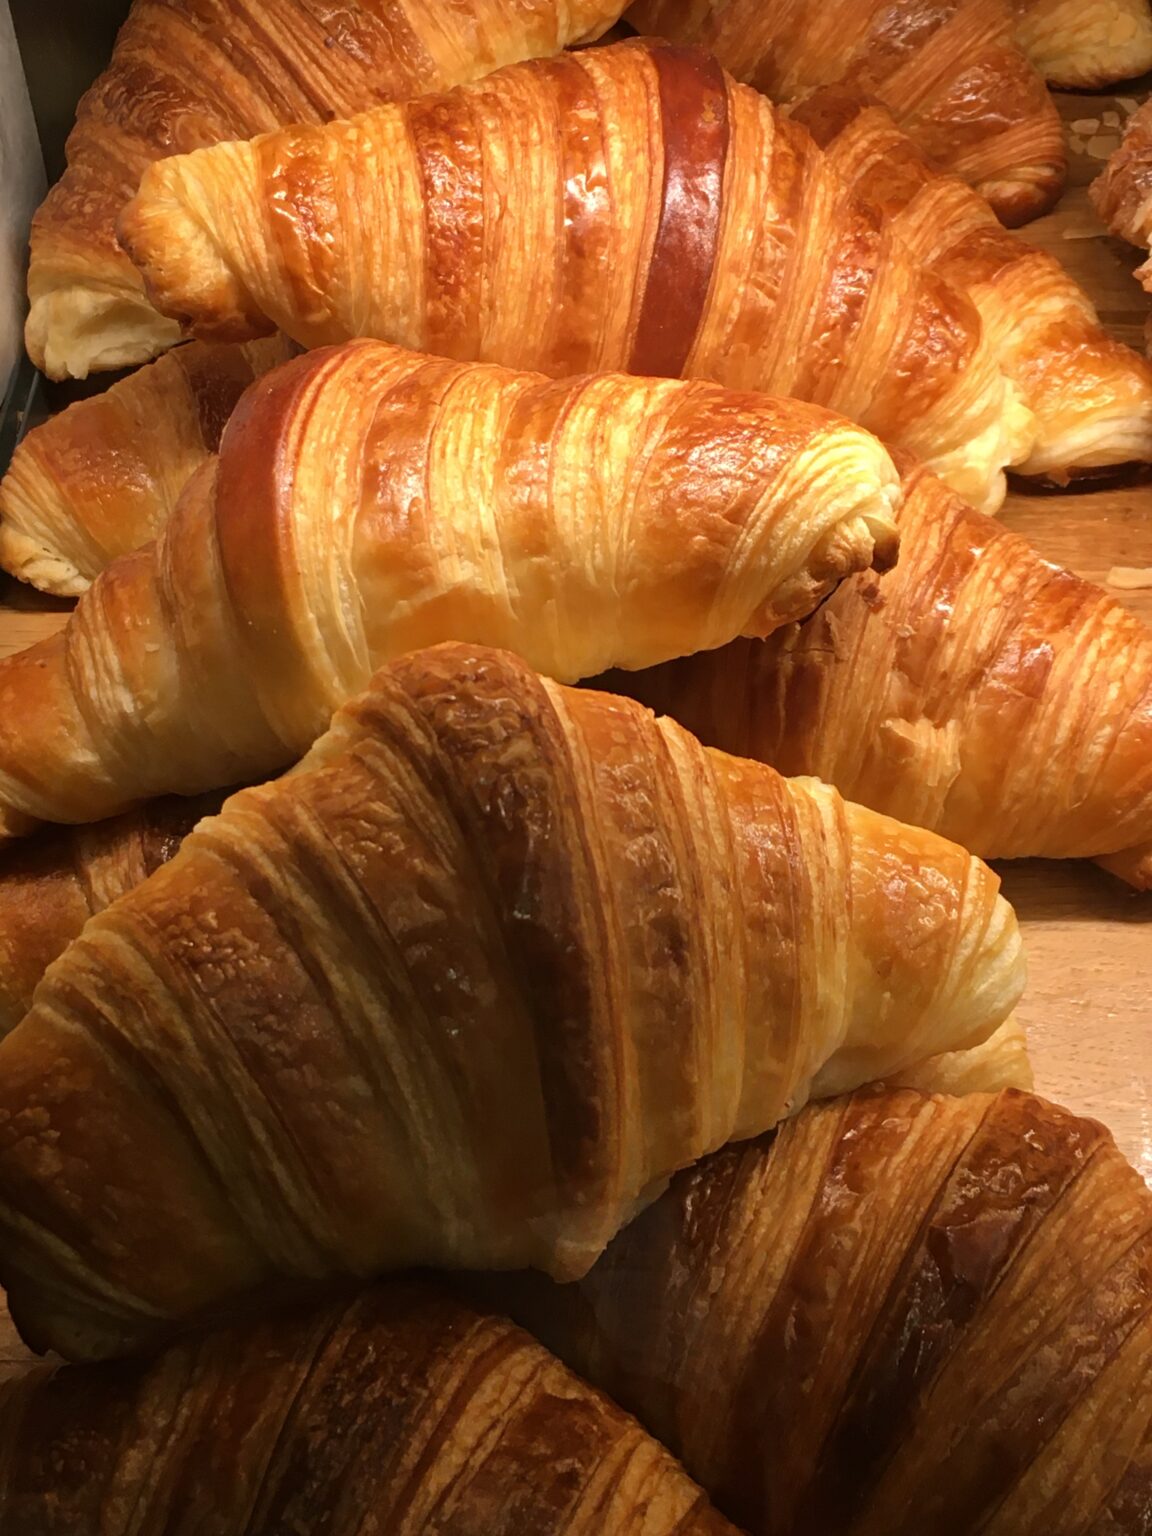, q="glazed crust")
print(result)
[1011,0,1152,87]
[118,39,1033,512]
[625,0,1066,224]
[0,338,902,837]
[0,337,291,595]
[0,792,225,1038]
[0,1281,737,1534]
[0,643,1023,1361]
[502,1086,1152,1536]
[603,461,1152,871]
[26,0,626,379]
[794,87,1152,479]
[1091,97,1152,291]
